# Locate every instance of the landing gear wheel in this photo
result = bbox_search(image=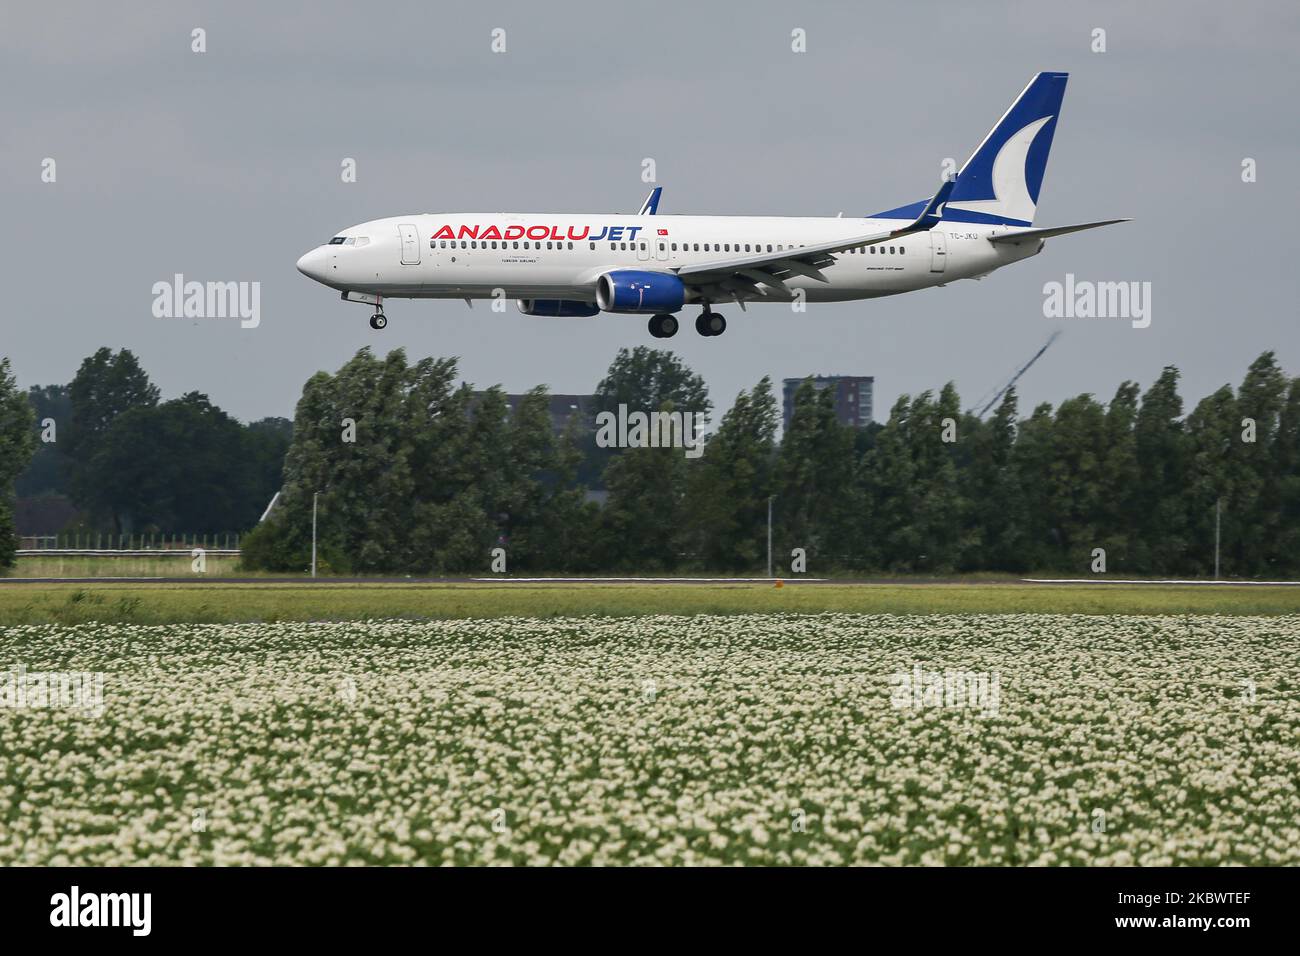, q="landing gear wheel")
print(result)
[369,312,387,330]
[696,311,726,336]
[648,313,679,338]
